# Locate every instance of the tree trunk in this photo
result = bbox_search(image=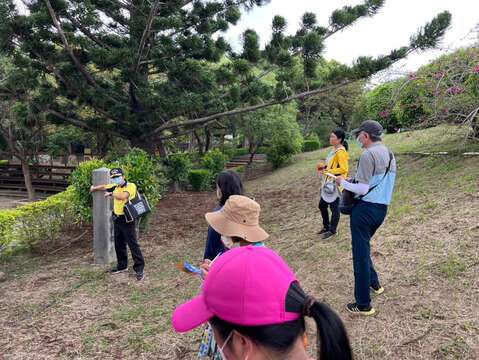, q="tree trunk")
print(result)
[21,160,35,201]
[193,130,204,156]
[204,127,211,152]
